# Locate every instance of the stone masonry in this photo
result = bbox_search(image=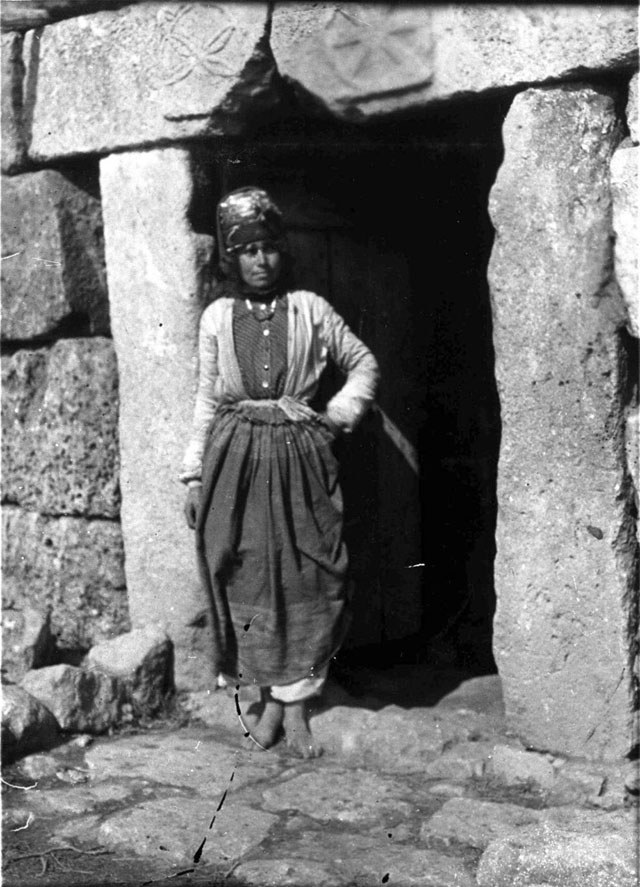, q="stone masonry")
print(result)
[99,147,214,690]
[489,84,636,760]
[1,2,638,766]
[1,165,126,670]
